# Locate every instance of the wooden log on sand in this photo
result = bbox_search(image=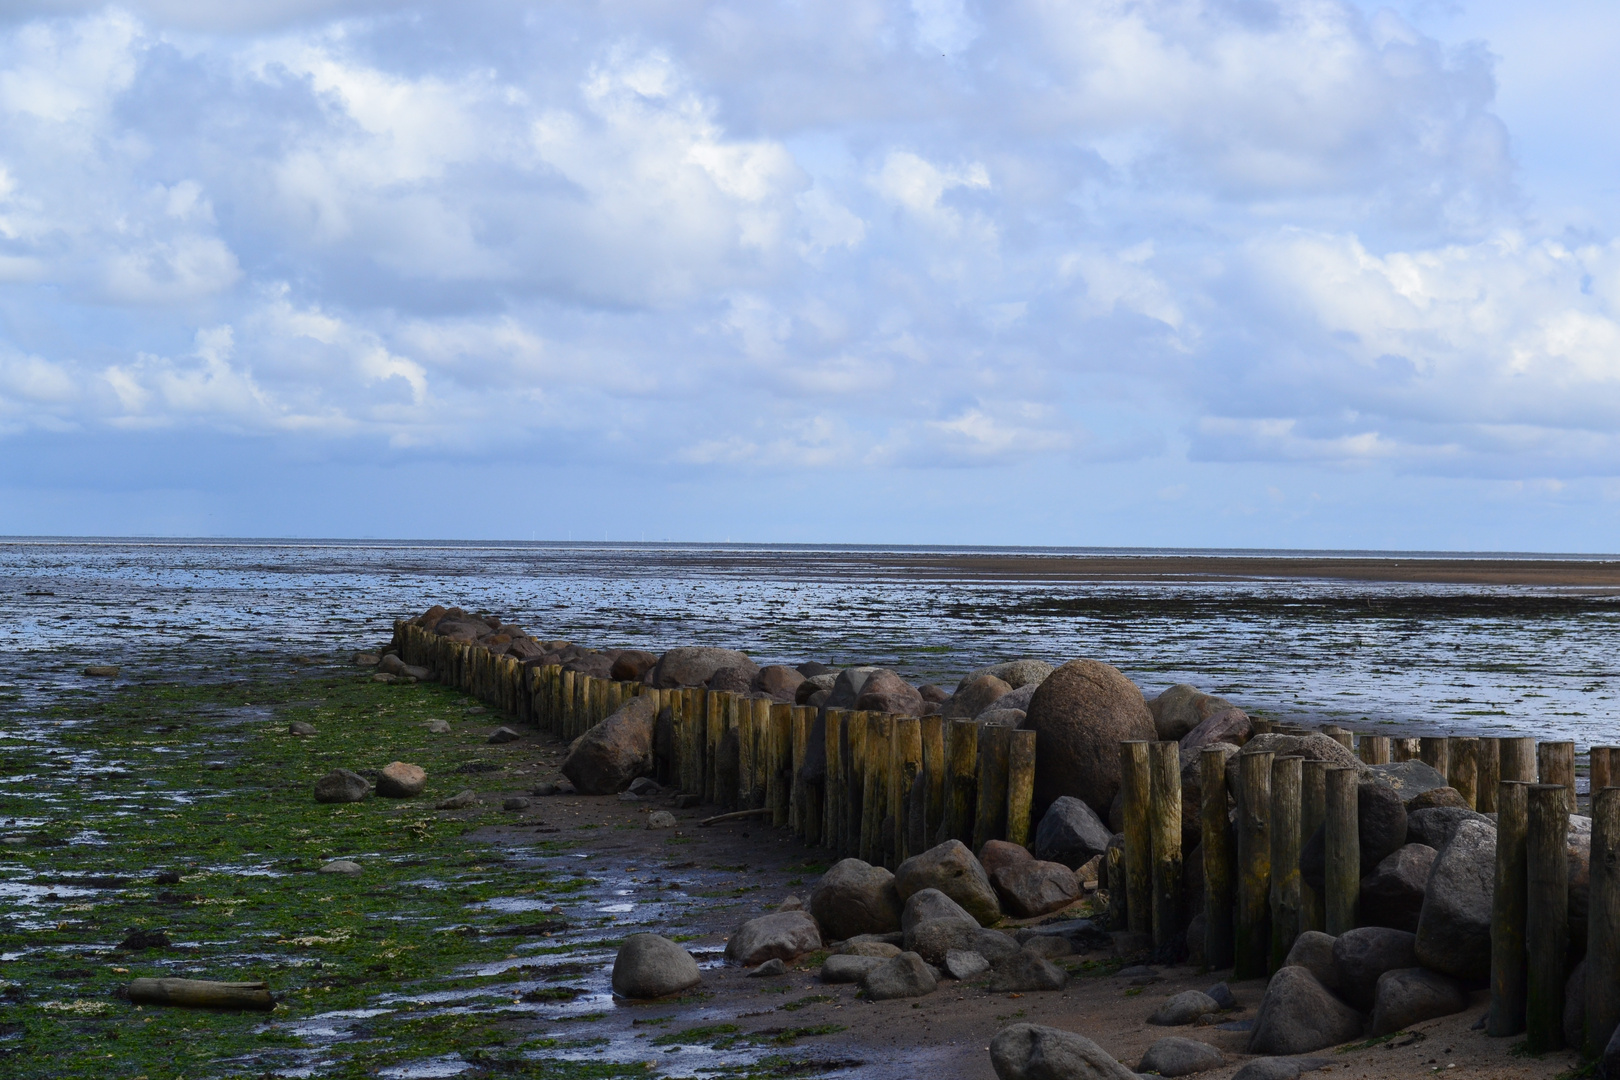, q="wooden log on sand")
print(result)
[127,978,274,1011]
